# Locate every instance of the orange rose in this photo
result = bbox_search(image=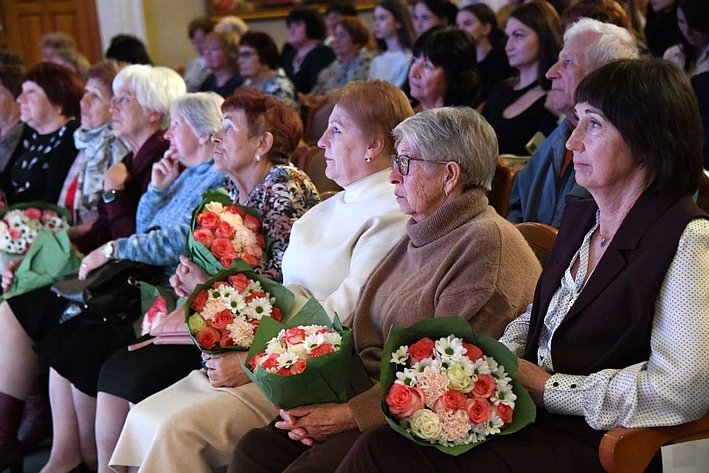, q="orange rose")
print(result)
[463,342,484,362]
[243,214,261,232]
[211,238,234,259]
[238,252,259,266]
[196,210,220,230]
[228,274,250,292]
[466,398,492,424]
[310,343,334,357]
[24,208,42,219]
[284,327,306,345]
[496,403,513,425]
[196,326,220,350]
[473,373,497,398]
[191,290,209,311]
[225,205,246,217]
[215,221,236,239]
[435,390,468,412]
[212,309,234,330]
[289,359,307,375]
[386,383,425,420]
[193,228,215,248]
[219,333,235,348]
[408,337,435,362]
[220,255,234,268]
[270,307,283,322]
